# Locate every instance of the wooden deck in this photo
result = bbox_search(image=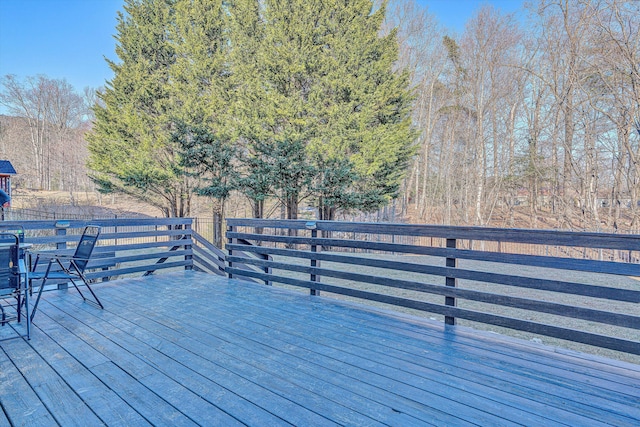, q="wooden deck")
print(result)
[1,271,639,426]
